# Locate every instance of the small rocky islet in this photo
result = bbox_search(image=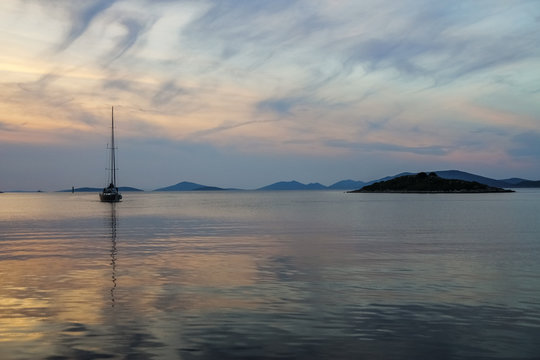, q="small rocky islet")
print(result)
[348,172,514,193]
